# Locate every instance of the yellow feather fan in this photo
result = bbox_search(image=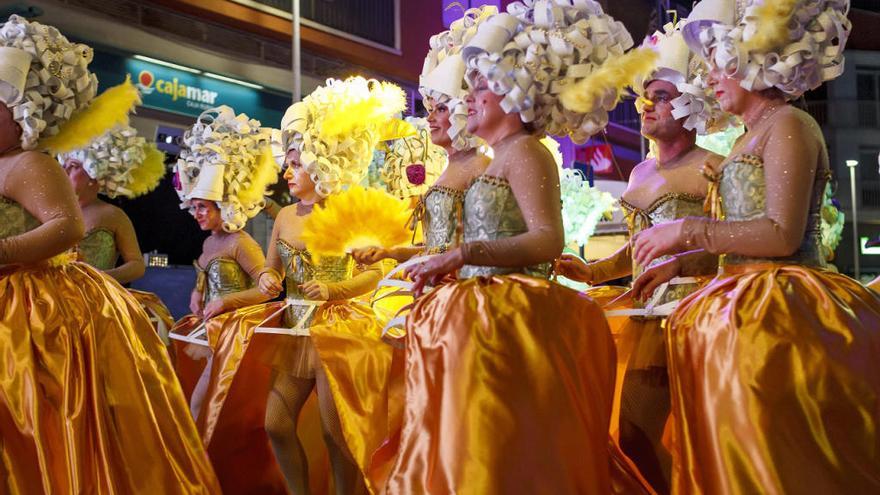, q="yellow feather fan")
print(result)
[237,146,281,207]
[739,0,798,54]
[301,186,412,259]
[127,143,166,197]
[318,79,408,140]
[559,48,658,115]
[41,76,141,155]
